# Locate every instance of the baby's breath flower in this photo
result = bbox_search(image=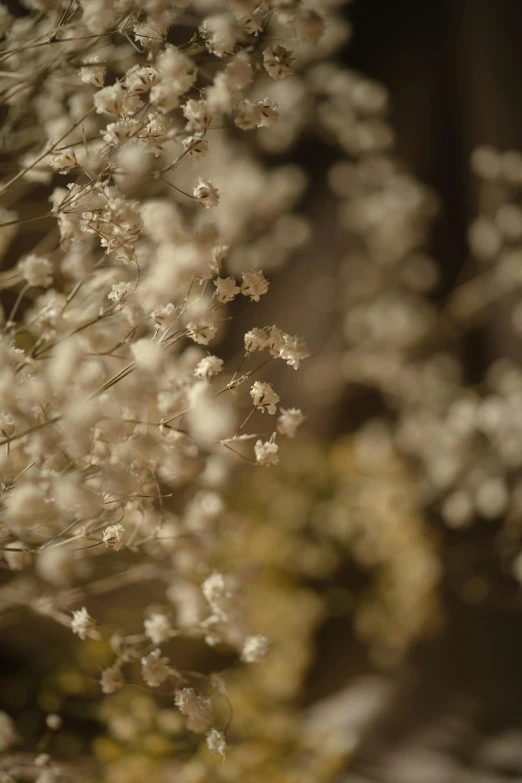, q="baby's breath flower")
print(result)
[258,97,279,127]
[80,57,105,88]
[102,523,125,550]
[254,436,279,466]
[250,381,280,414]
[206,728,226,758]
[182,134,209,158]
[20,254,53,288]
[124,66,157,93]
[71,607,96,640]
[174,688,214,733]
[277,407,304,437]
[214,276,240,303]
[193,178,220,209]
[50,149,77,173]
[241,270,269,301]
[141,649,170,688]
[245,327,269,352]
[279,334,310,370]
[187,319,218,345]
[144,613,172,645]
[100,664,124,695]
[263,45,295,80]
[241,634,269,663]
[194,355,224,380]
